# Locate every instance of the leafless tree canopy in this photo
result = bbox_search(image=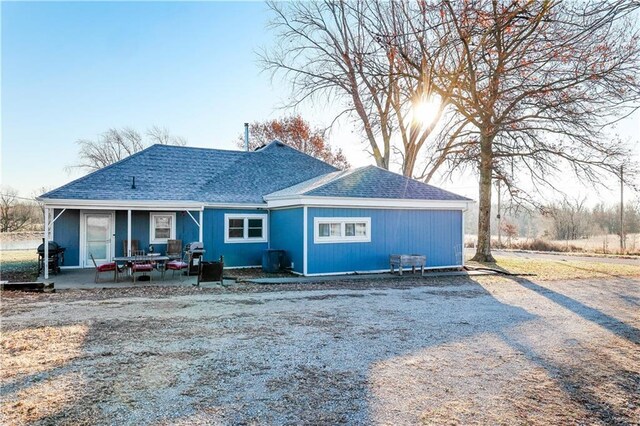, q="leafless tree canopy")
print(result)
[69,127,187,172]
[0,187,32,233]
[262,1,448,176]
[428,0,640,261]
